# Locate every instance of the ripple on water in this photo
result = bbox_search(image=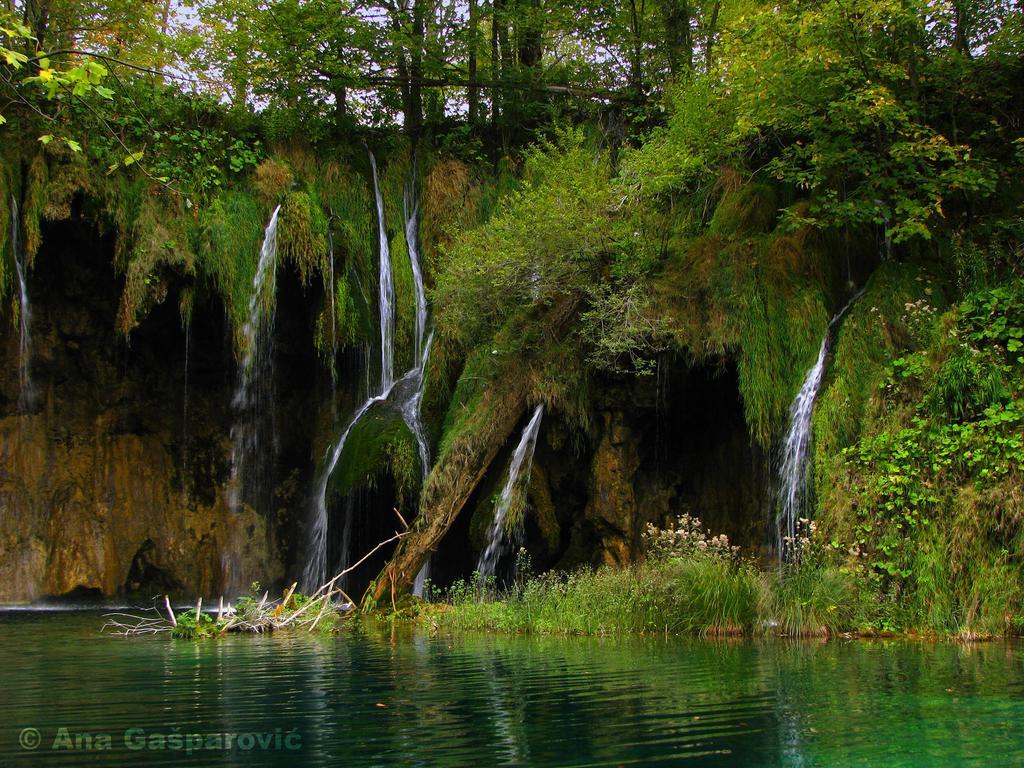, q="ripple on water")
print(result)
[1,612,1024,766]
